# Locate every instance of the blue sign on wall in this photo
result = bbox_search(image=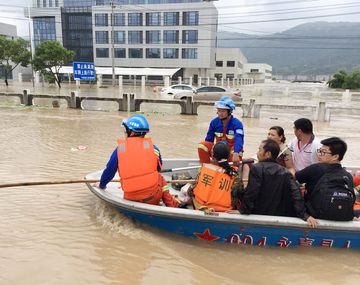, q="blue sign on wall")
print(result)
[73,61,96,81]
